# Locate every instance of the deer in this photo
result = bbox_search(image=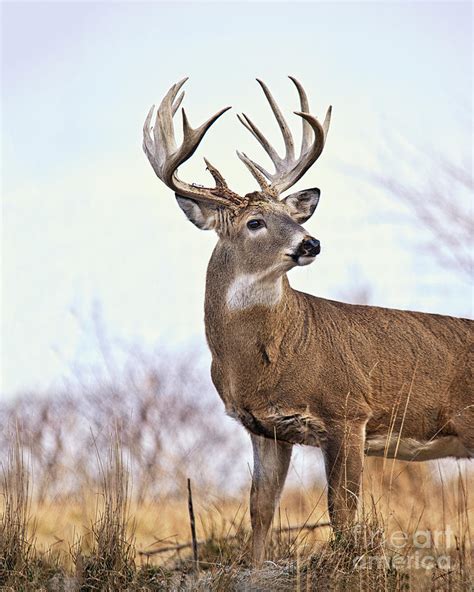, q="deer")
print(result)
[143,77,473,565]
